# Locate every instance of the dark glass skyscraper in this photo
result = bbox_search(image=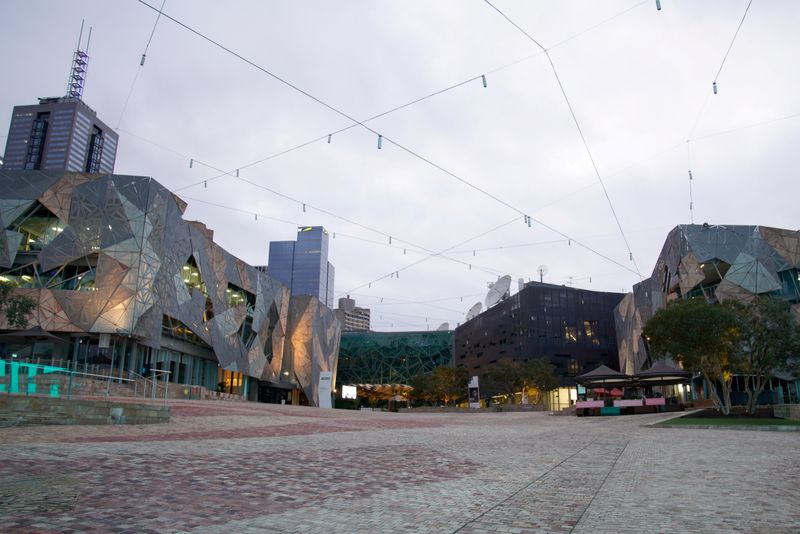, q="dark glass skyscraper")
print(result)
[2,97,117,173]
[268,226,335,307]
